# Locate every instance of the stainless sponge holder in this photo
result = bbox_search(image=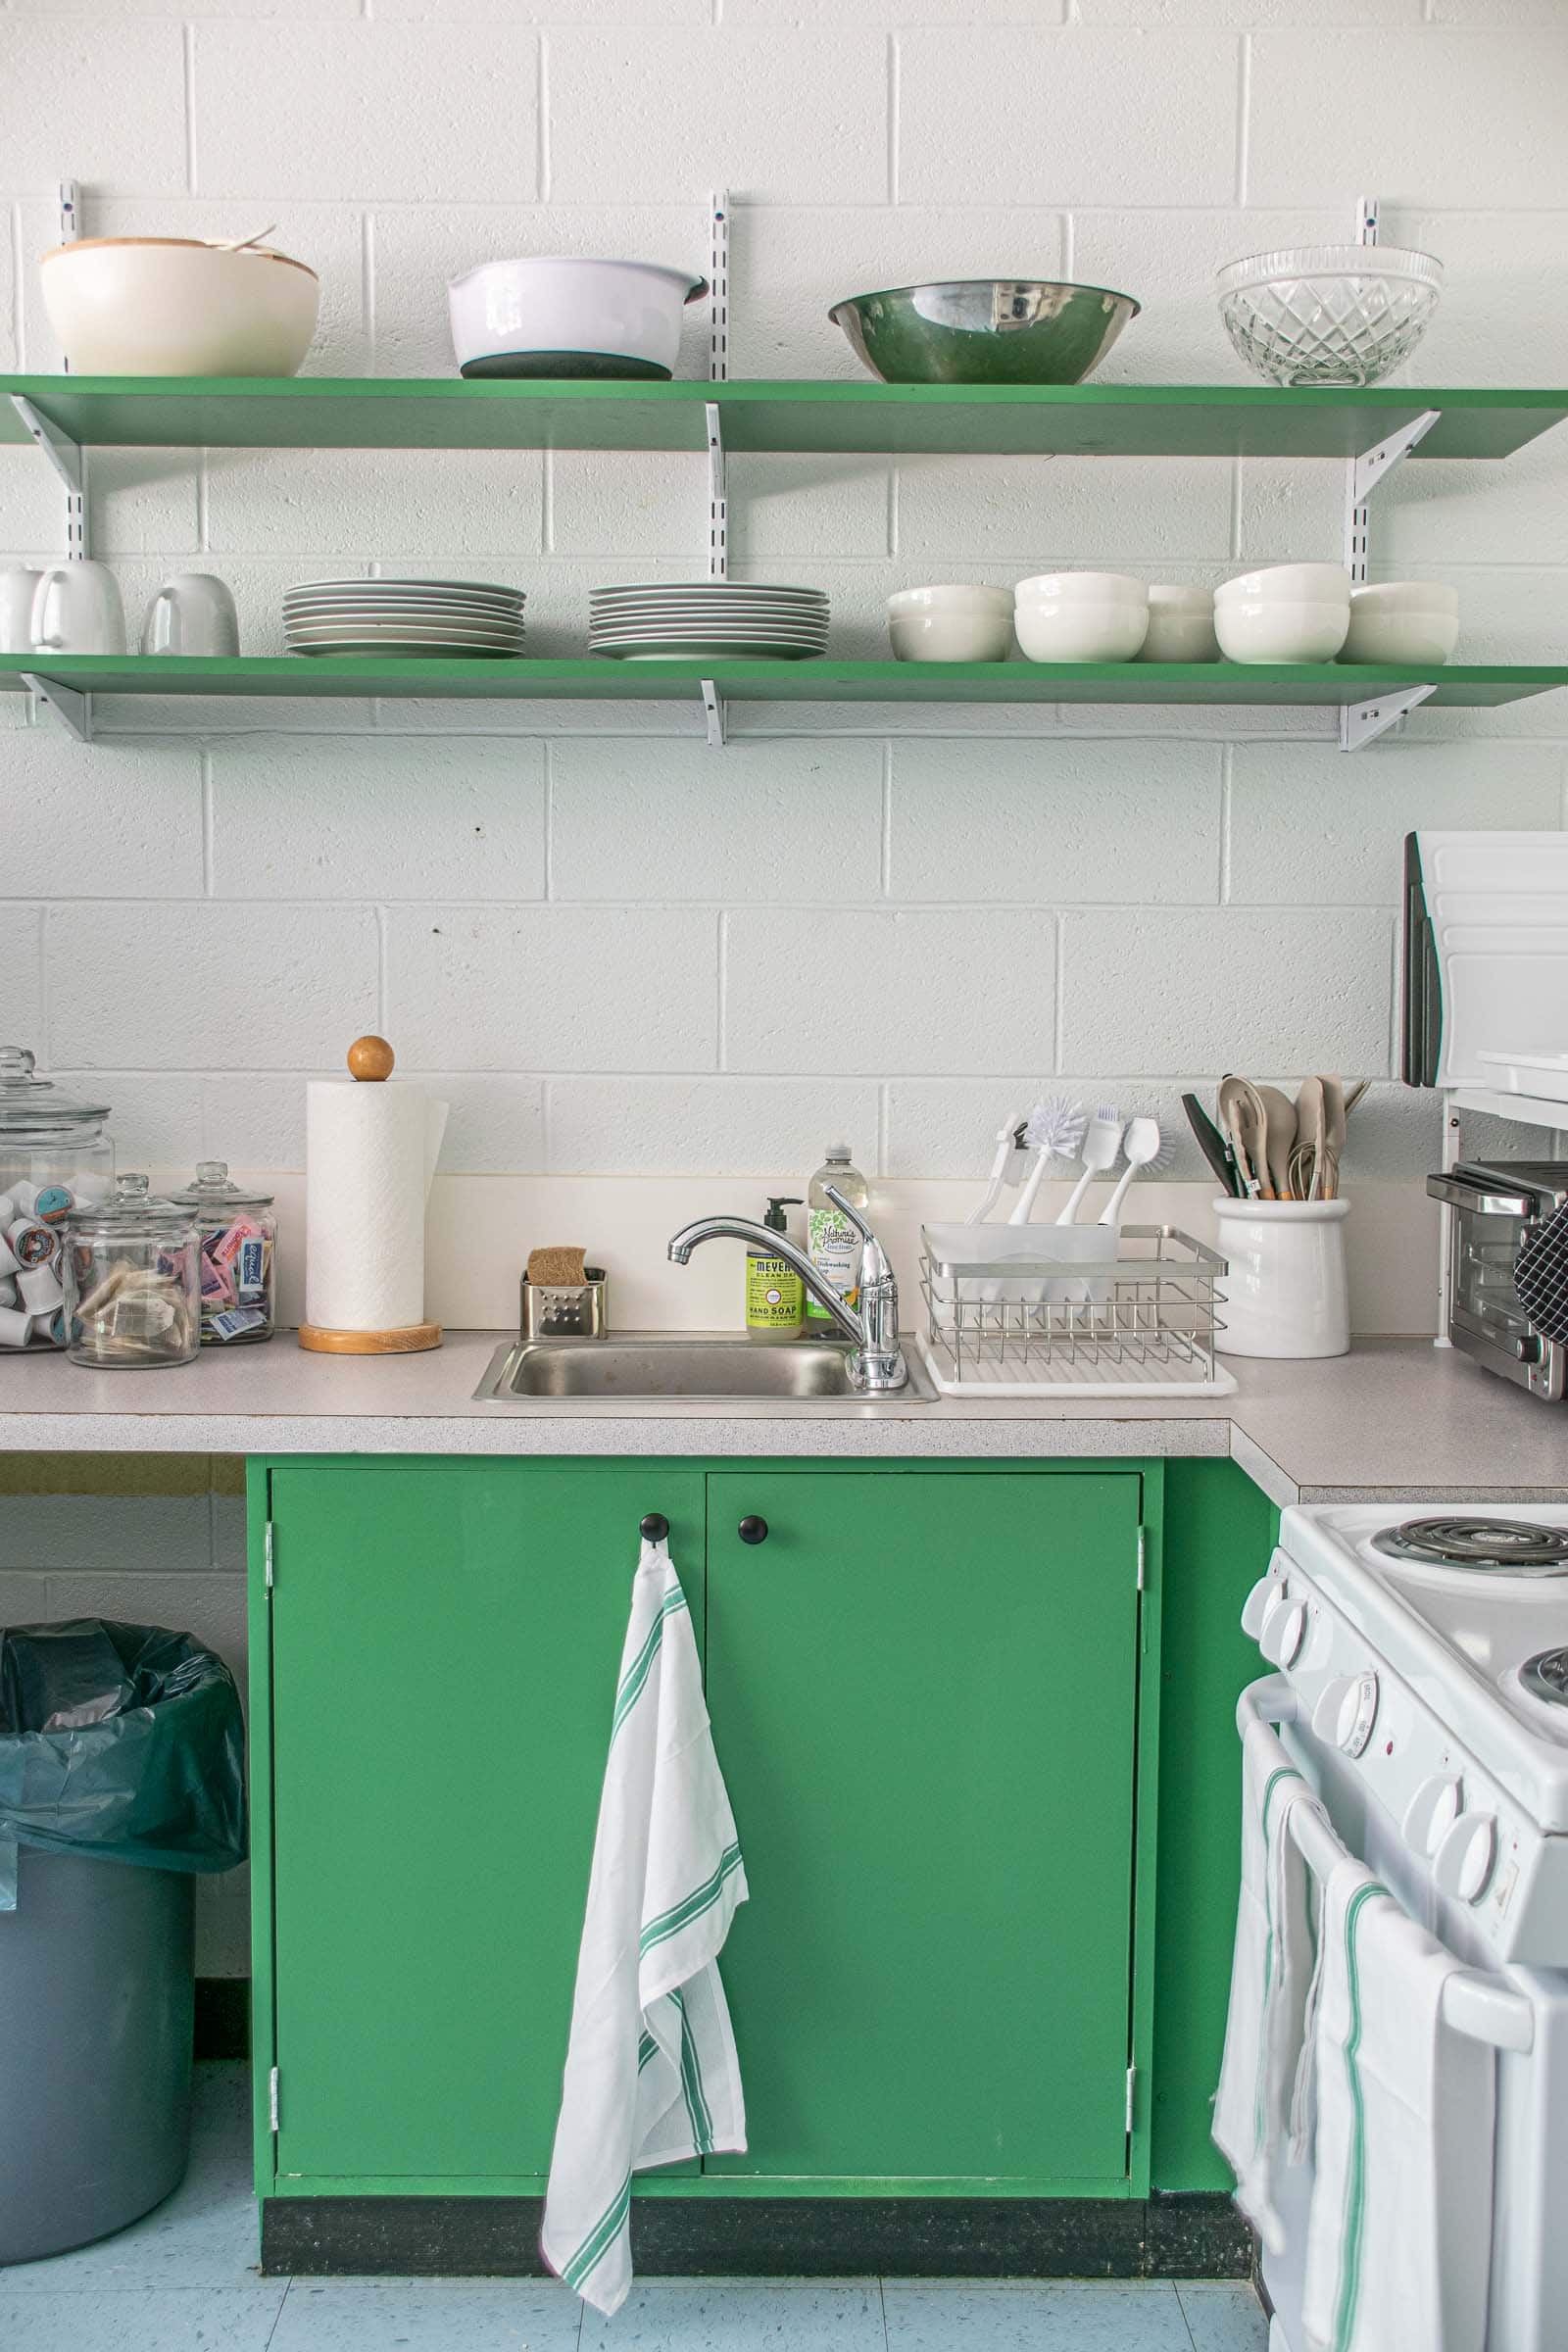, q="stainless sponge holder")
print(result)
[519,1269,609,1341]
